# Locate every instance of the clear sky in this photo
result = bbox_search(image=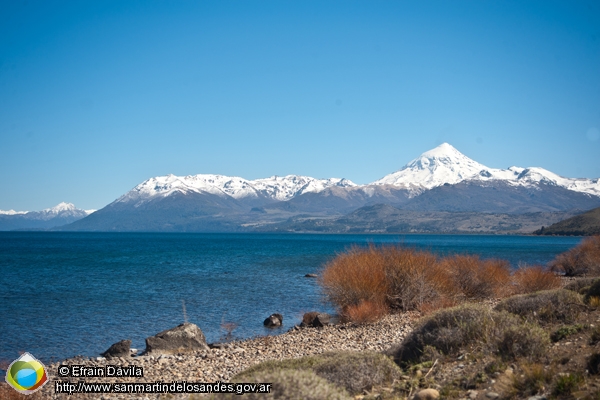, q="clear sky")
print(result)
[1,0,599,211]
